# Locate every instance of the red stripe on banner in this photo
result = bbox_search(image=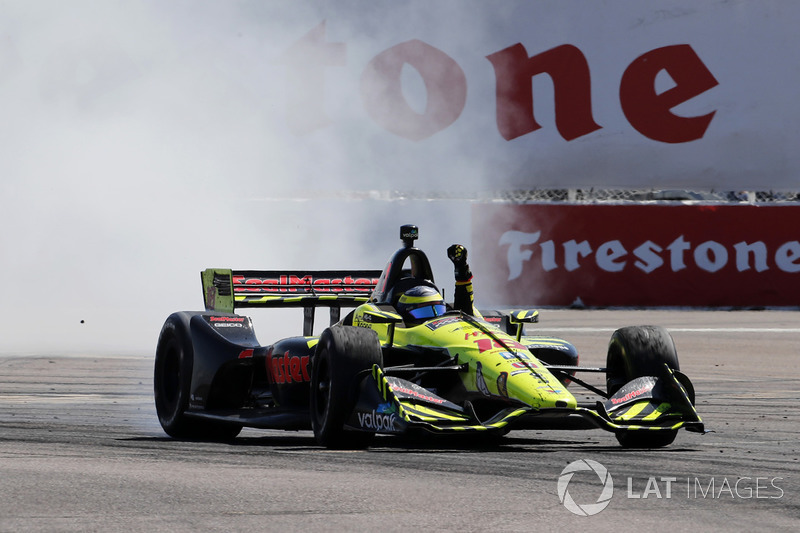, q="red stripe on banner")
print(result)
[472,204,800,307]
